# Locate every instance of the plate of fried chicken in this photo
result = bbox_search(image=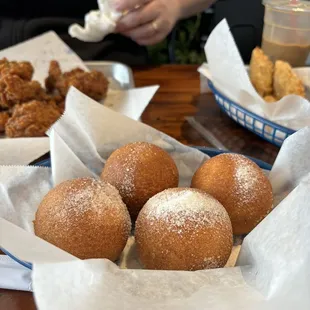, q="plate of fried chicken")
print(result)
[0,58,109,138]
